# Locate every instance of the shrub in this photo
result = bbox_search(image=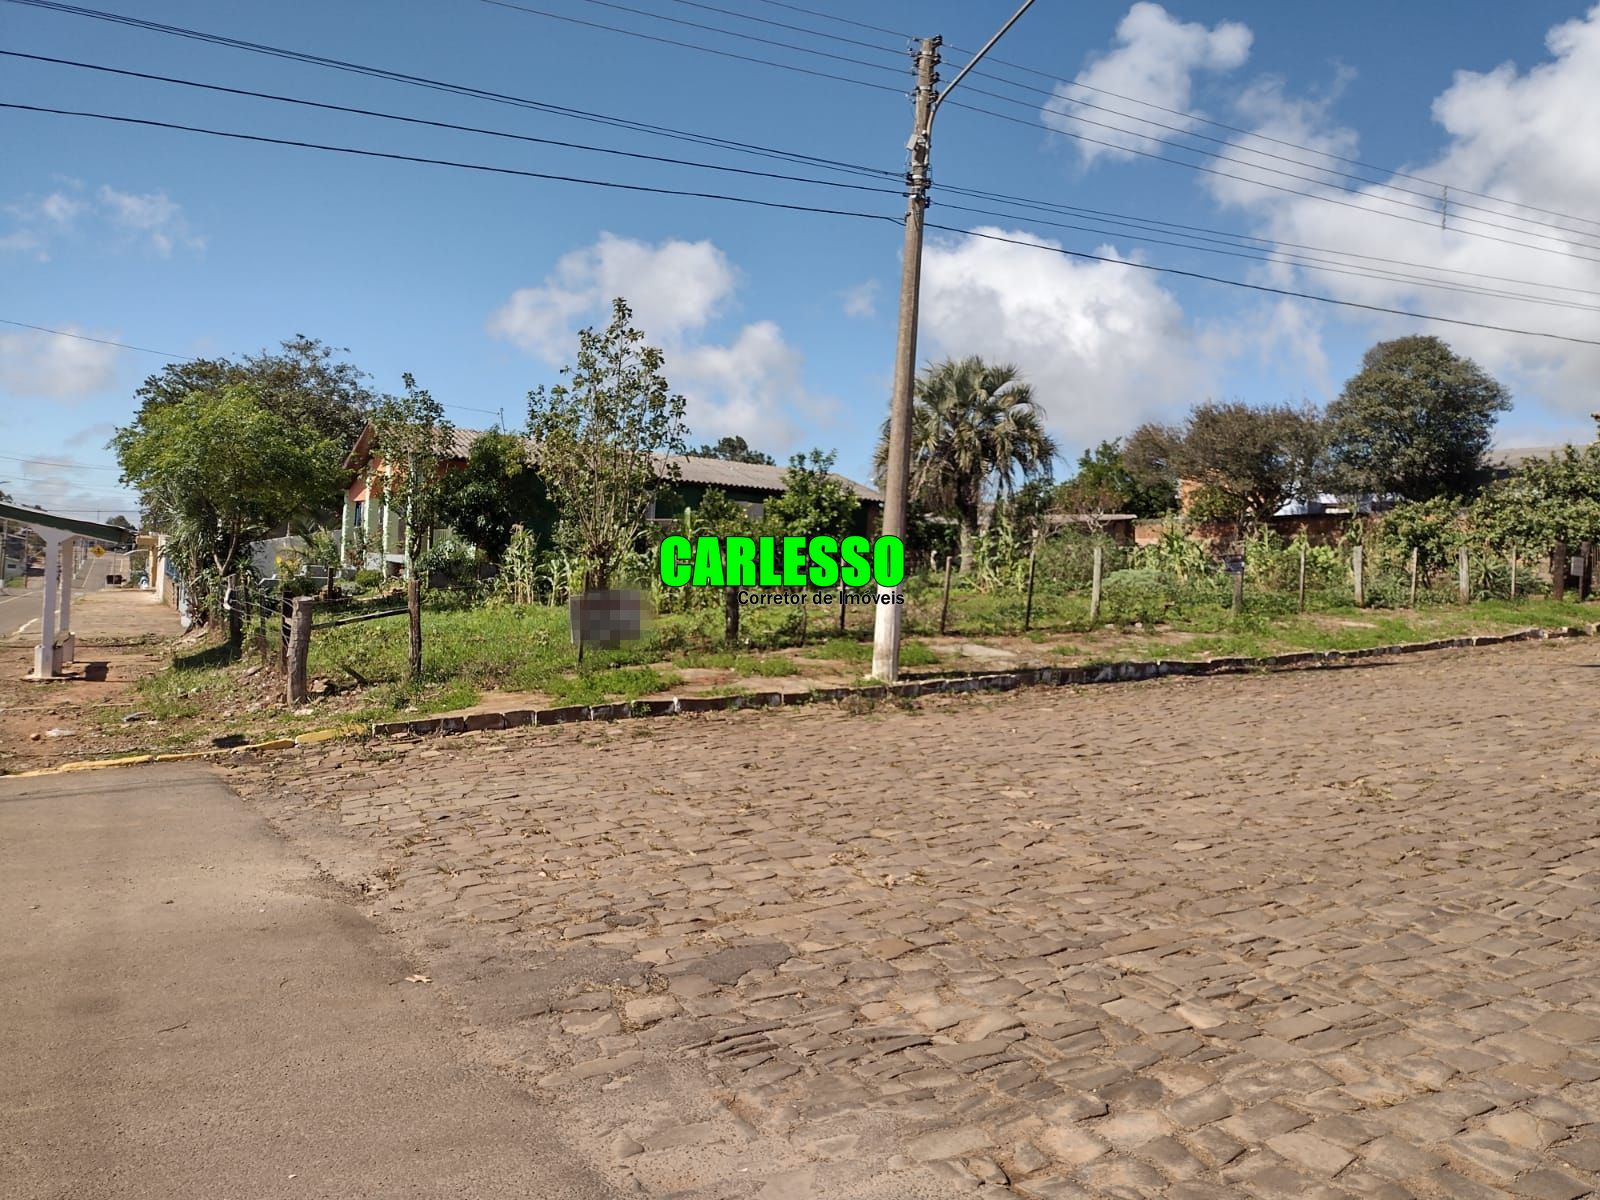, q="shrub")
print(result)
[353,568,384,590]
[1100,568,1173,624]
